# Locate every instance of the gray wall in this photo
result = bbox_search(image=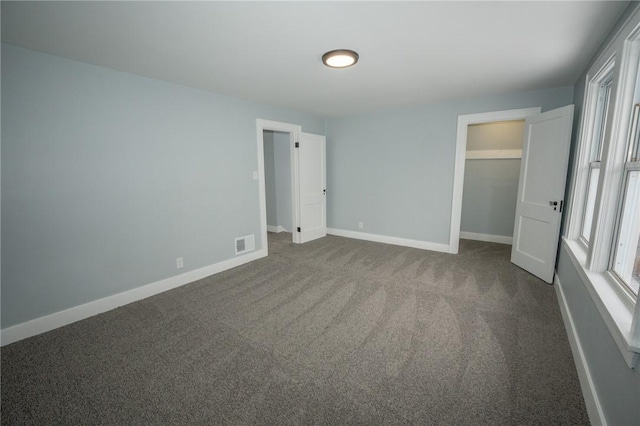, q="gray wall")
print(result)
[264,131,278,227]
[557,249,640,425]
[263,131,291,231]
[460,159,520,237]
[466,120,525,151]
[325,87,573,243]
[1,44,325,327]
[273,132,292,232]
[460,120,523,238]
